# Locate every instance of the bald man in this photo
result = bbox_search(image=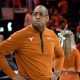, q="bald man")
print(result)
[0,5,64,80]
